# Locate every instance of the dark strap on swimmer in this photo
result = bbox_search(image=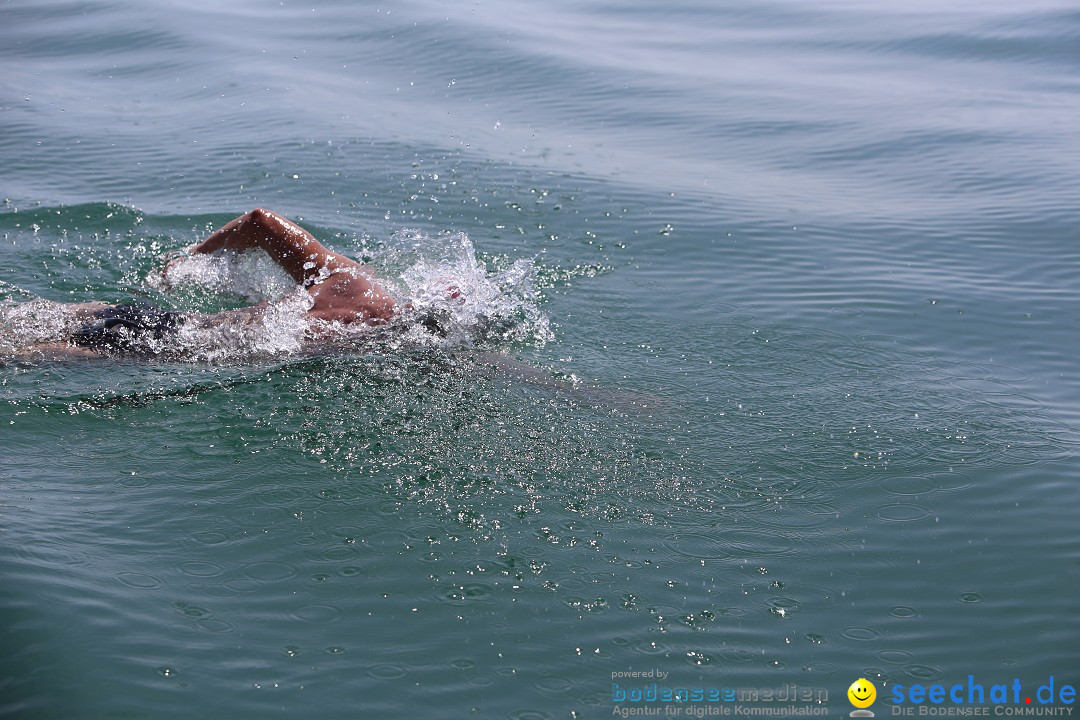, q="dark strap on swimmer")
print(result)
[72,302,182,353]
